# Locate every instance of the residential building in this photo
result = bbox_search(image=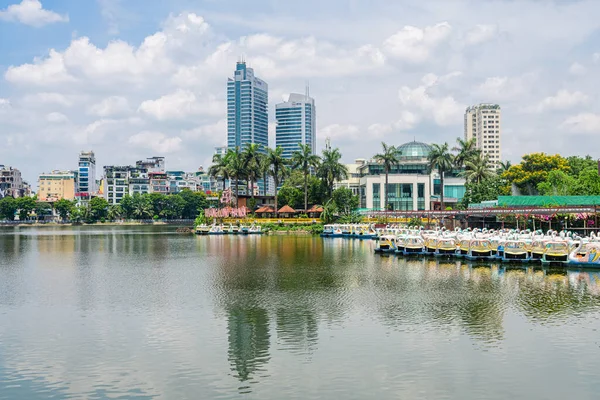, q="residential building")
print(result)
[358,141,466,211]
[37,171,76,202]
[103,157,168,204]
[136,156,165,173]
[464,104,502,169]
[77,151,97,202]
[0,165,24,198]
[334,159,366,197]
[214,146,227,157]
[275,93,316,159]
